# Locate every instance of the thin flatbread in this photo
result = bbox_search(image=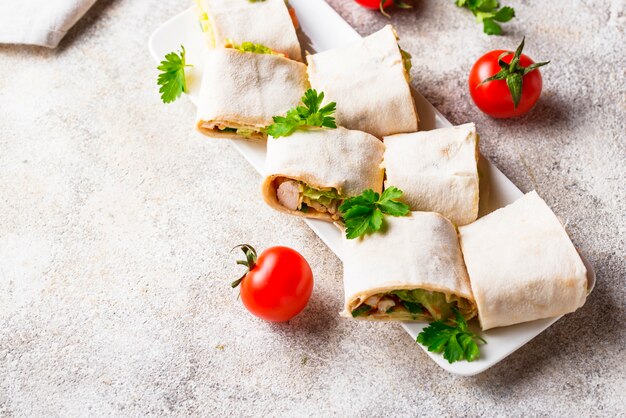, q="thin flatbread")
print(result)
[458,191,588,330]
[194,0,302,61]
[383,123,479,226]
[262,127,385,221]
[306,25,418,138]
[342,212,477,321]
[196,49,308,141]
